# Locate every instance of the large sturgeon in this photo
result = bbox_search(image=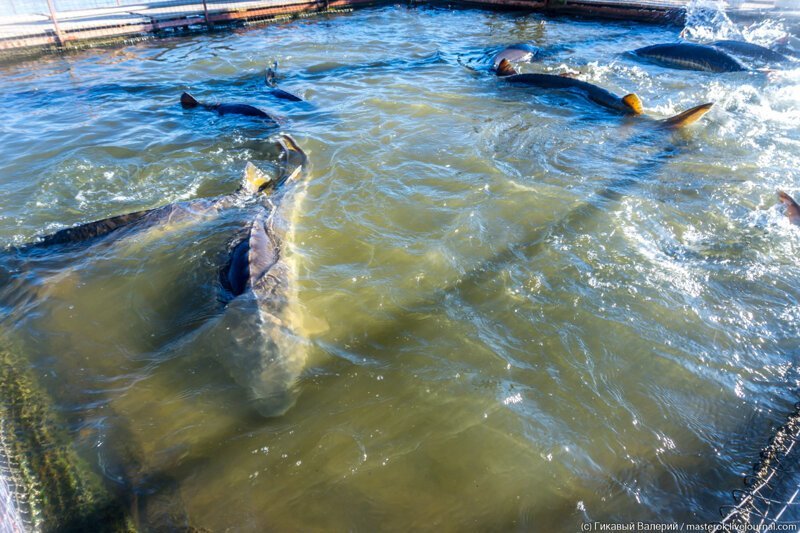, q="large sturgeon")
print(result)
[206,135,308,416]
[180,92,281,125]
[495,59,713,128]
[9,135,309,419]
